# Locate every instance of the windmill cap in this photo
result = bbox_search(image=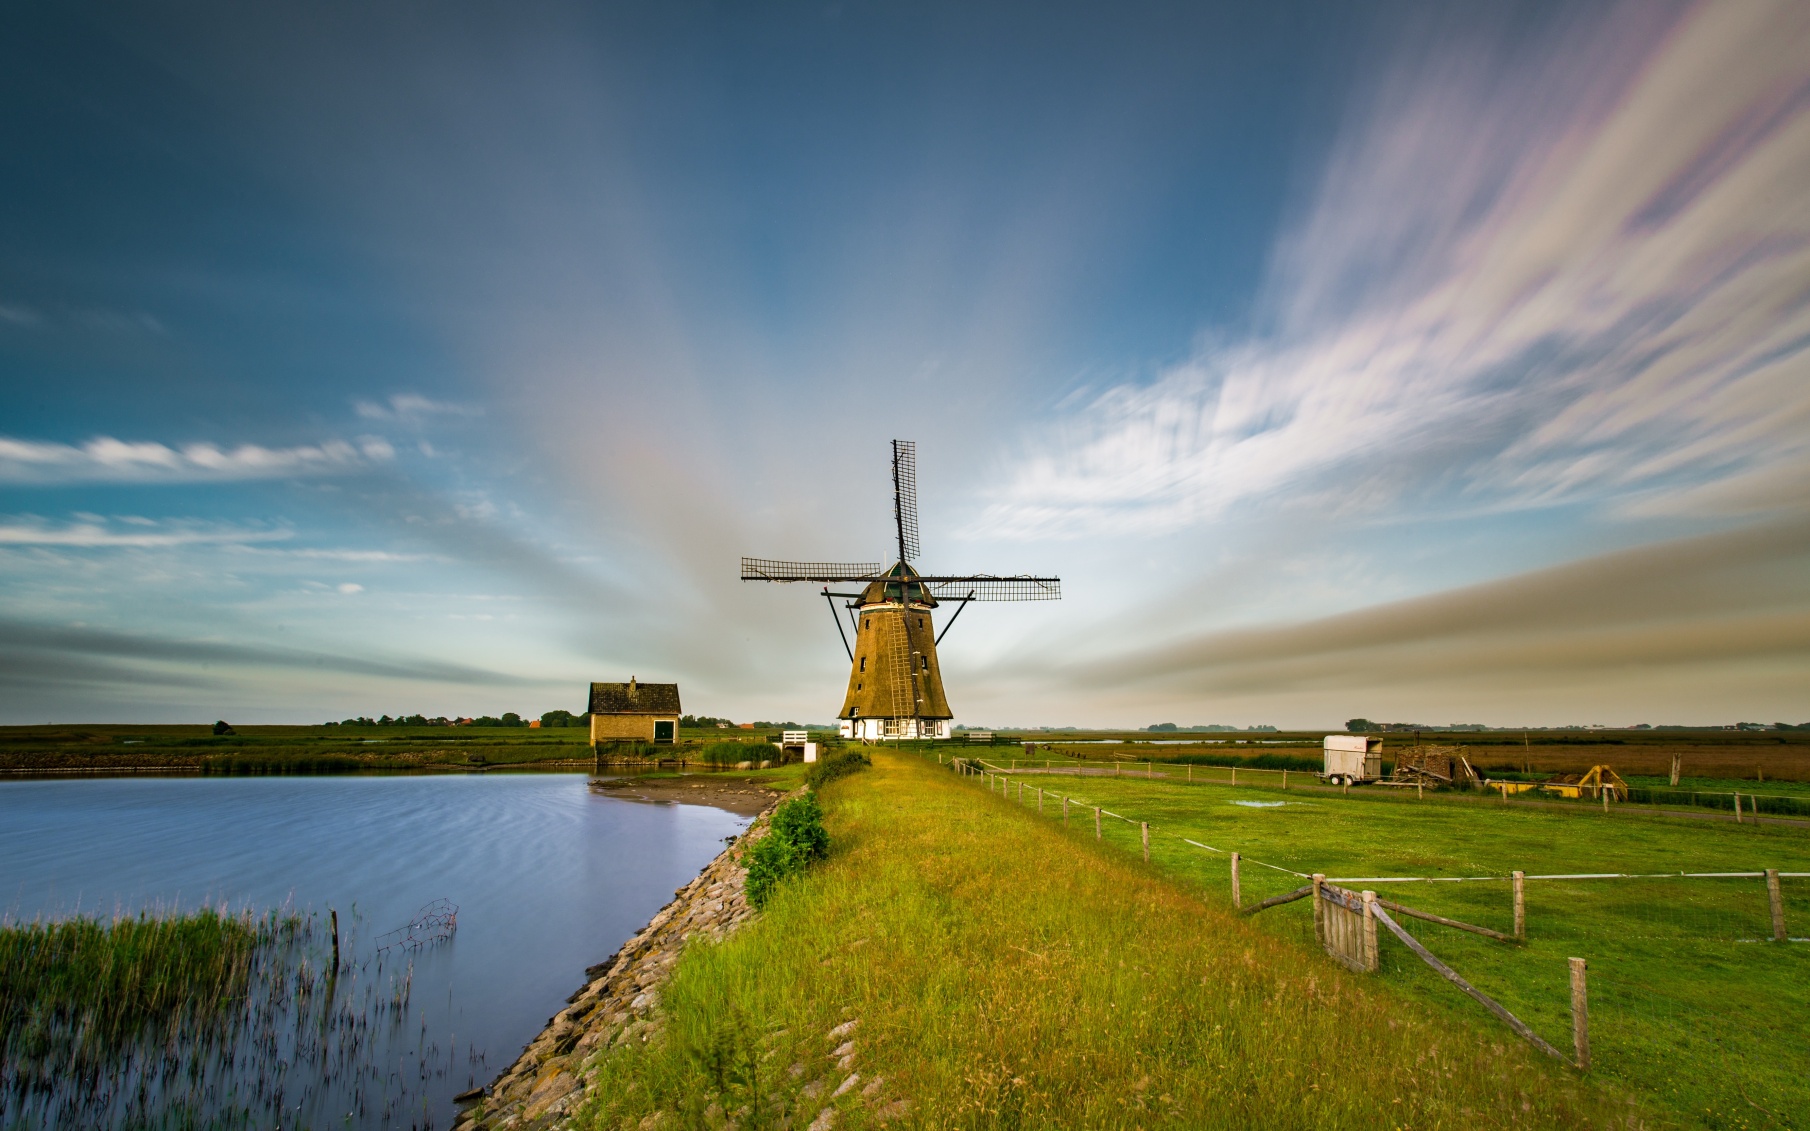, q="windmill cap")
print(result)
[859,561,938,607]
